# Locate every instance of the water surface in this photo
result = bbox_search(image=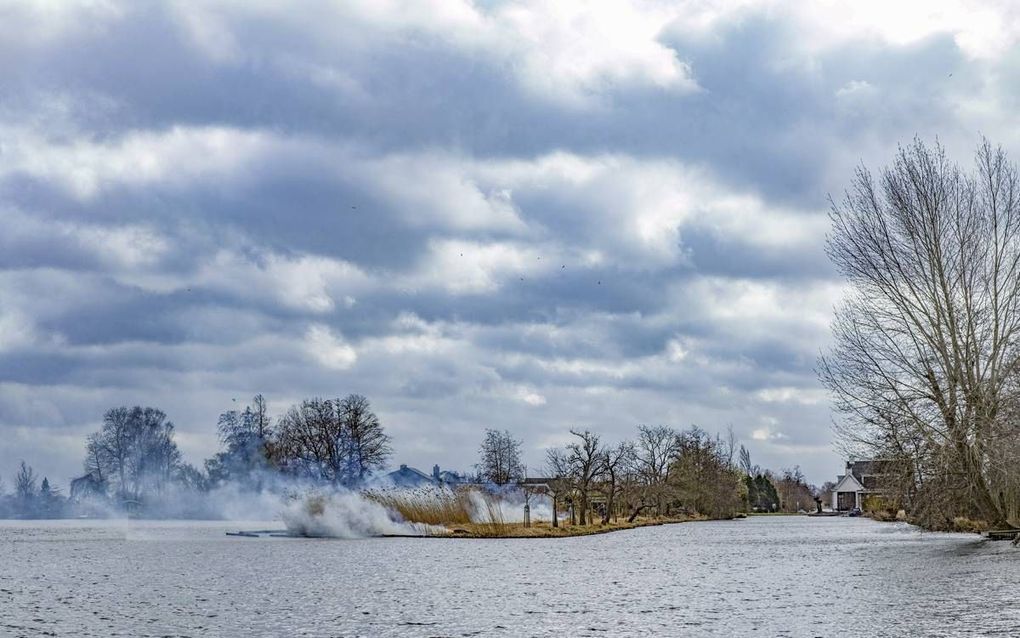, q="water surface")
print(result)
[1,516,1016,637]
